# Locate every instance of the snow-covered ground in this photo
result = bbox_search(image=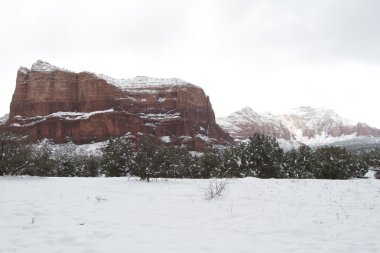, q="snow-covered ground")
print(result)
[0,177,379,253]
